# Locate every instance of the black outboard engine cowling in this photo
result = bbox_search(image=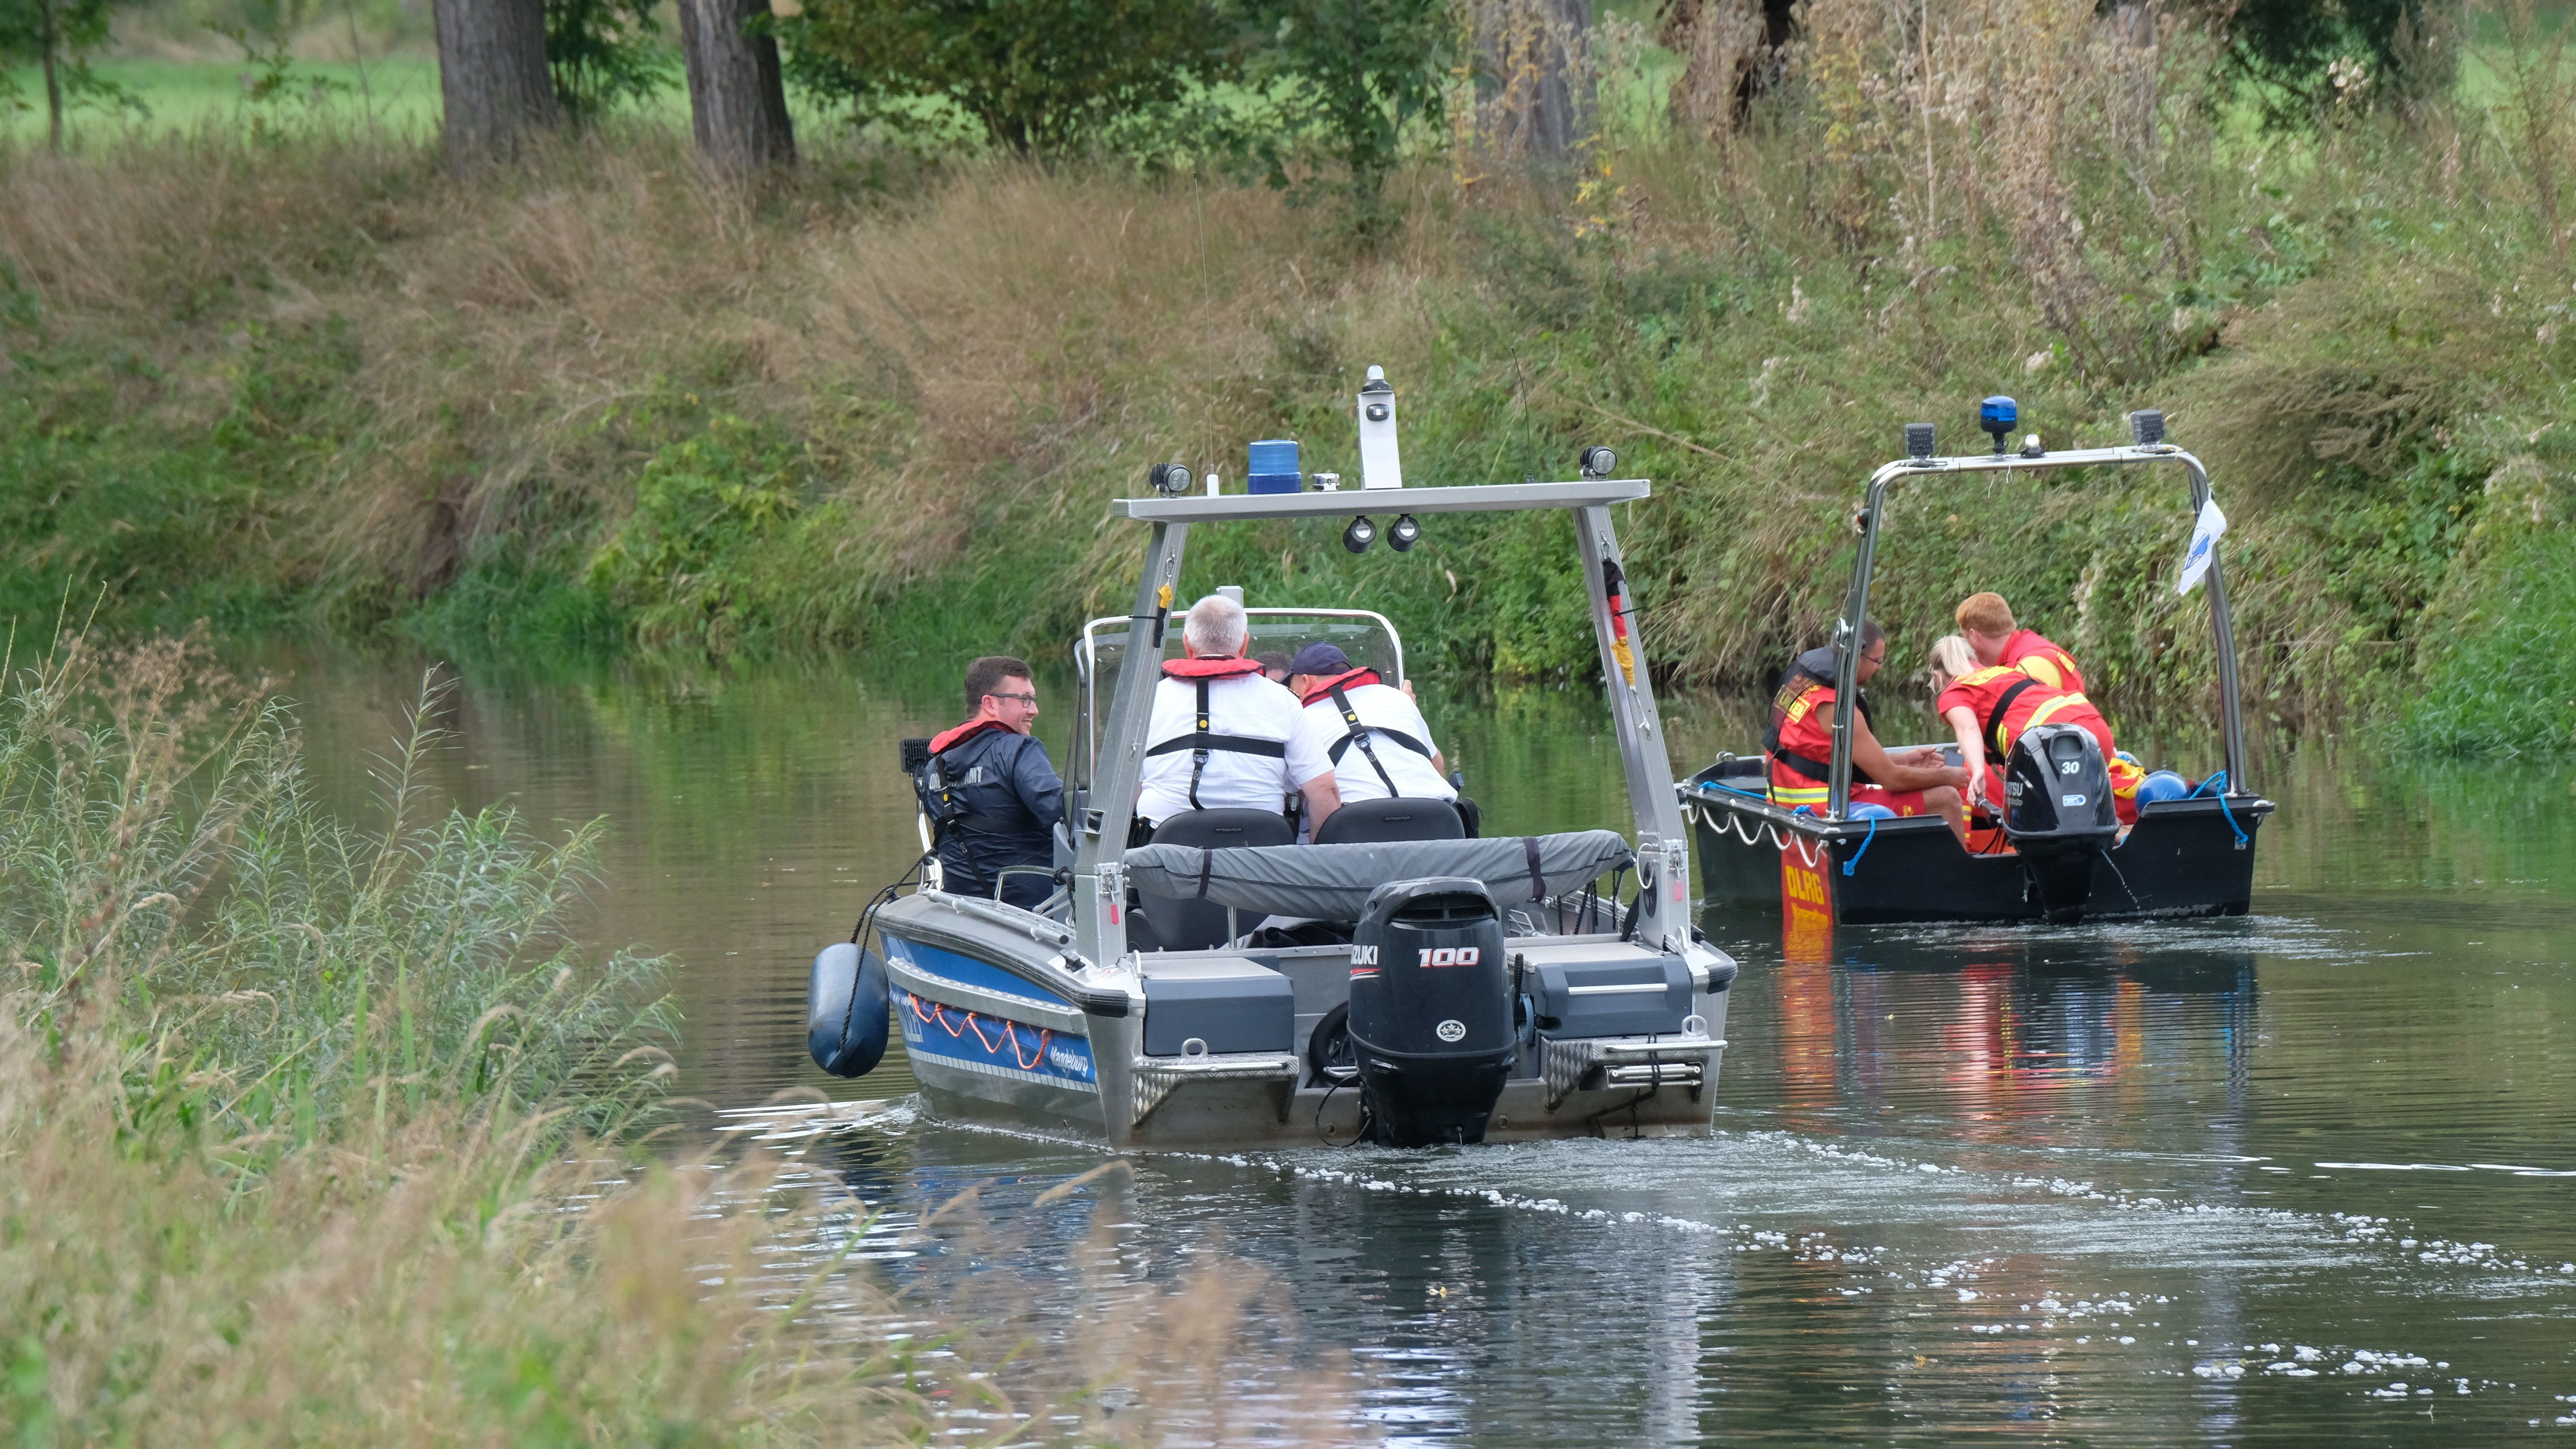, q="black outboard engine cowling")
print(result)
[1346,877,1513,1147]
[2000,723,2119,922]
